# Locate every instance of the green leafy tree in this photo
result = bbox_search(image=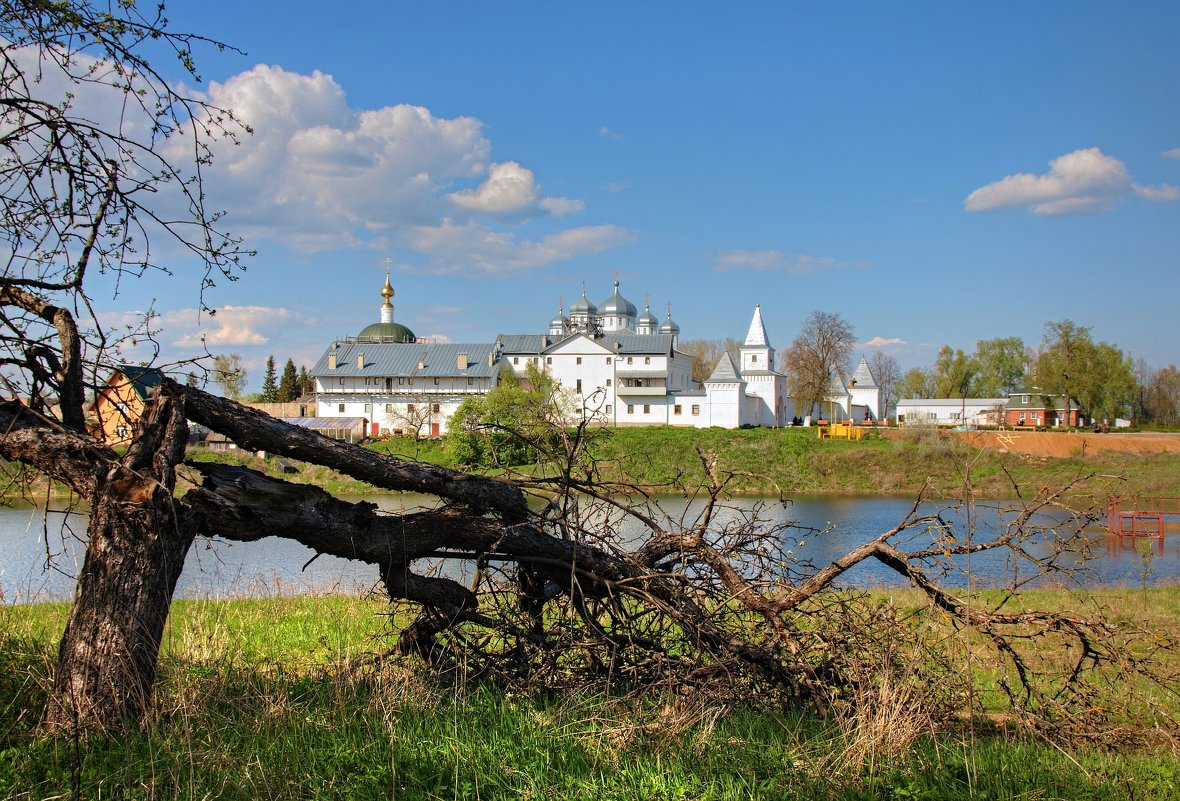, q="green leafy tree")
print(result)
[278,358,299,402]
[1036,320,1135,425]
[260,355,278,402]
[212,354,247,400]
[932,346,979,399]
[896,367,936,400]
[973,336,1029,397]
[299,366,315,397]
[447,362,576,467]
